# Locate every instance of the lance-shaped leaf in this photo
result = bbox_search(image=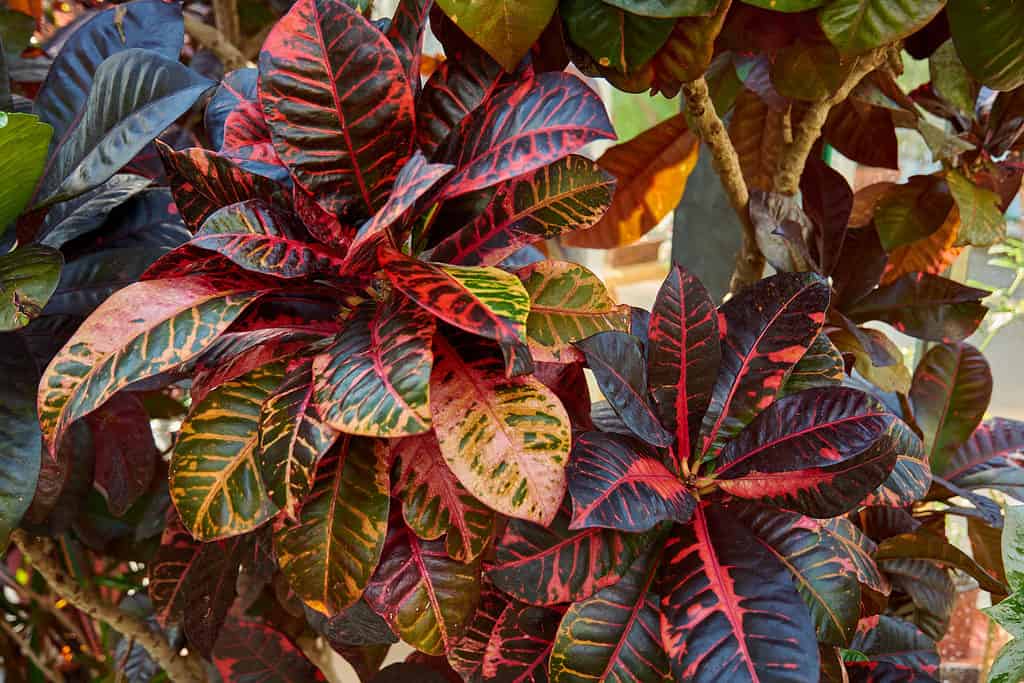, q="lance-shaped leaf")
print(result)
[38,174,153,248]
[379,248,529,346]
[846,273,987,342]
[699,272,830,459]
[0,113,51,233]
[565,114,698,249]
[820,517,890,596]
[37,50,215,205]
[439,72,615,200]
[738,505,862,646]
[576,331,673,448]
[0,332,41,551]
[312,297,434,437]
[158,143,291,231]
[34,0,184,143]
[947,0,1024,90]
[946,418,1024,488]
[715,387,898,518]
[875,529,1006,594]
[429,336,569,525]
[489,508,646,606]
[878,558,955,639]
[148,513,202,626]
[205,69,258,151]
[38,275,268,455]
[0,245,62,332]
[169,363,284,540]
[659,502,819,682]
[819,0,945,56]
[781,333,845,397]
[187,232,348,280]
[431,156,615,266]
[392,433,495,563]
[416,46,503,157]
[567,431,694,532]
[849,615,939,675]
[213,619,326,682]
[447,579,510,680]
[354,152,453,242]
[275,437,390,616]
[258,0,414,218]
[364,518,482,655]
[86,392,156,516]
[549,545,669,683]
[647,264,720,464]
[909,342,991,475]
[258,360,339,519]
[515,261,630,364]
[433,0,556,72]
[482,602,562,681]
[386,0,430,91]
[860,420,931,507]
